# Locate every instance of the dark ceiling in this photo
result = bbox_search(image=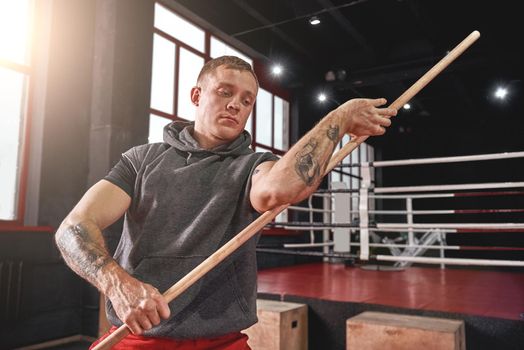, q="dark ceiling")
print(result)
[171,0,523,156]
